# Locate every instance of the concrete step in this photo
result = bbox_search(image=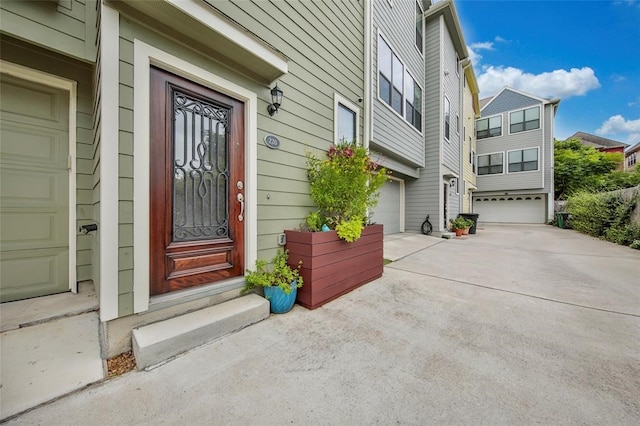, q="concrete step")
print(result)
[132,294,269,370]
